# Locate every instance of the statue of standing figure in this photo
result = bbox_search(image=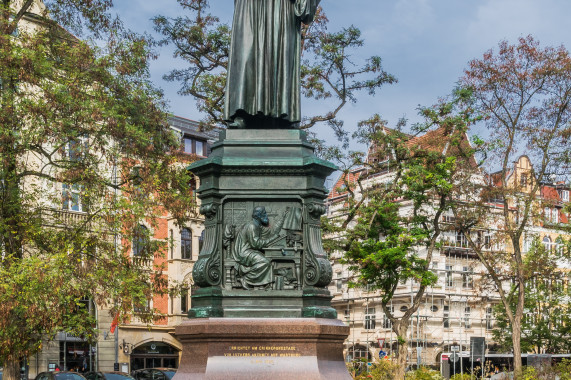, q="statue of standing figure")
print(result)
[224,0,321,129]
